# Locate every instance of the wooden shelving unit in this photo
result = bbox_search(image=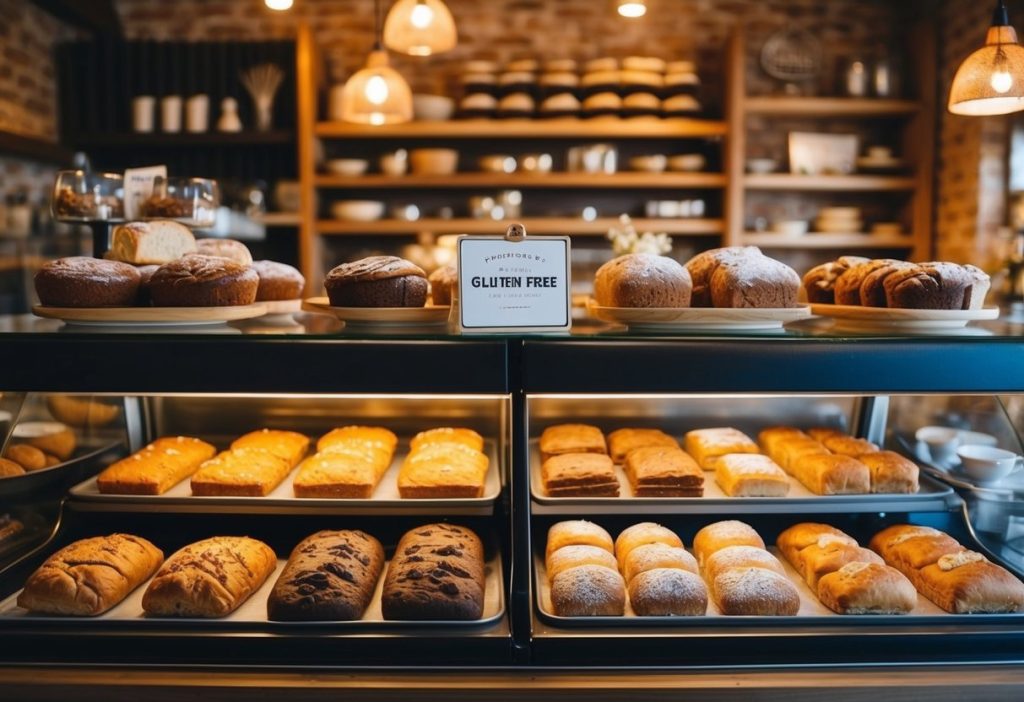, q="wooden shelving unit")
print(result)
[314,118,728,140]
[316,217,723,236]
[743,174,917,192]
[743,97,921,117]
[742,233,915,249]
[72,131,295,148]
[314,173,728,189]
